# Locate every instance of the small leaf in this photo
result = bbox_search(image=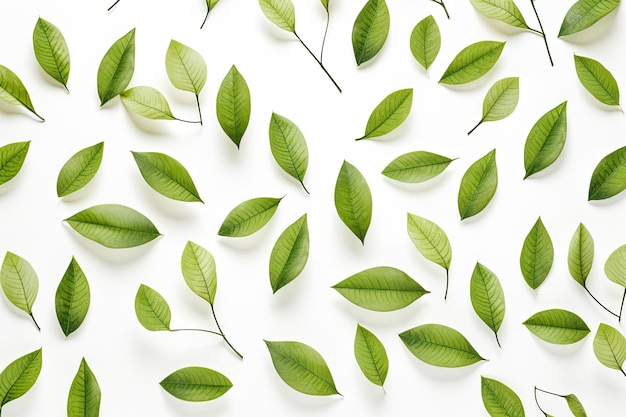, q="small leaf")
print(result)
[64,204,161,248]
[0,348,42,411]
[520,217,554,289]
[410,15,441,72]
[269,113,309,192]
[559,0,621,37]
[0,65,44,121]
[458,149,498,220]
[470,0,529,29]
[269,214,309,293]
[32,17,70,91]
[605,243,626,287]
[56,142,104,197]
[357,88,413,141]
[332,266,429,312]
[334,160,372,244]
[470,262,505,347]
[352,0,390,66]
[593,323,626,371]
[55,257,90,337]
[264,340,340,396]
[67,358,101,417]
[0,252,39,328]
[259,0,296,33]
[523,102,568,178]
[120,86,176,120]
[218,197,282,237]
[97,28,135,106]
[399,323,486,367]
[181,241,217,305]
[568,223,594,287]
[439,41,505,85]
[160,366,233,401]
[382,151,455,183]
[574,54,620,108]
[135,284,171,331]
[131,151,203,203]
[468,77,519,135]
[588,145,626,201]
[354,324,388,390]
[523,309,590,344]
[0,141,30,187]
[216,65,251,148]
[565,394,588,417]
[165,40,207,95]
[481,376,525,417]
